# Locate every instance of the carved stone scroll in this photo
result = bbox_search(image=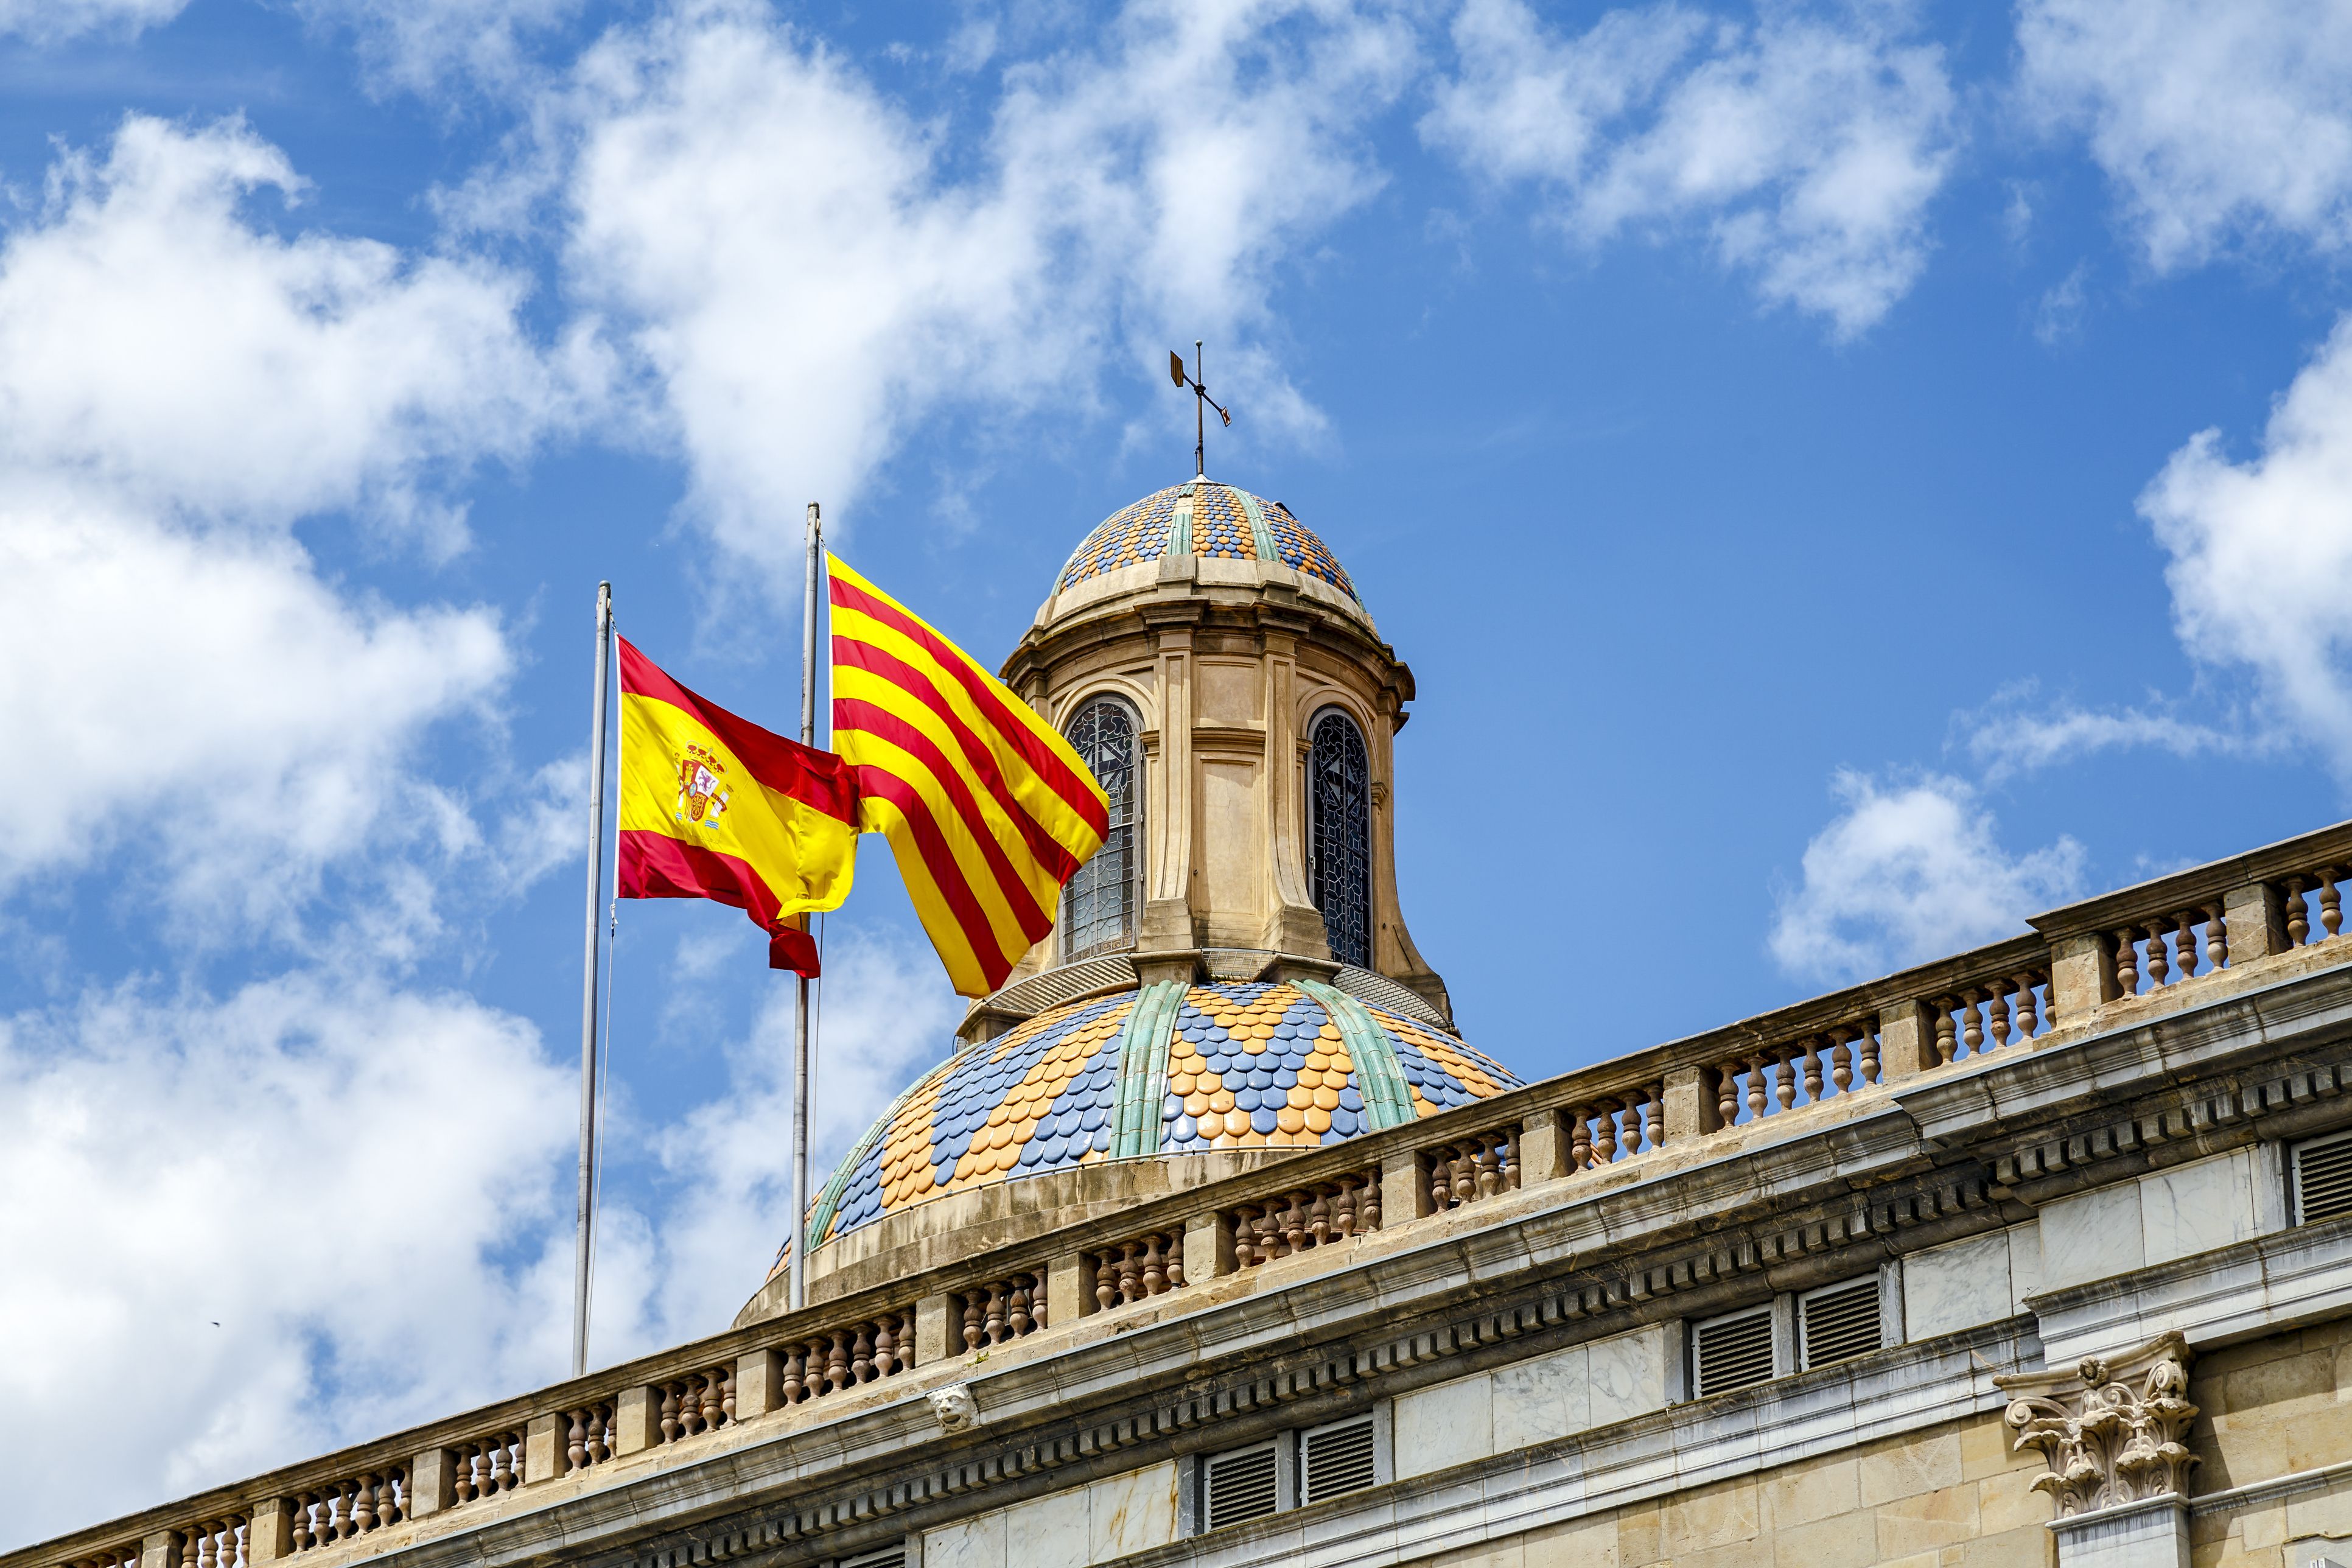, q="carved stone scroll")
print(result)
[1993,1331,2198,1517]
